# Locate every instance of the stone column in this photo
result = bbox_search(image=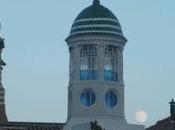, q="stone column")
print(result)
[97,42,104,81]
